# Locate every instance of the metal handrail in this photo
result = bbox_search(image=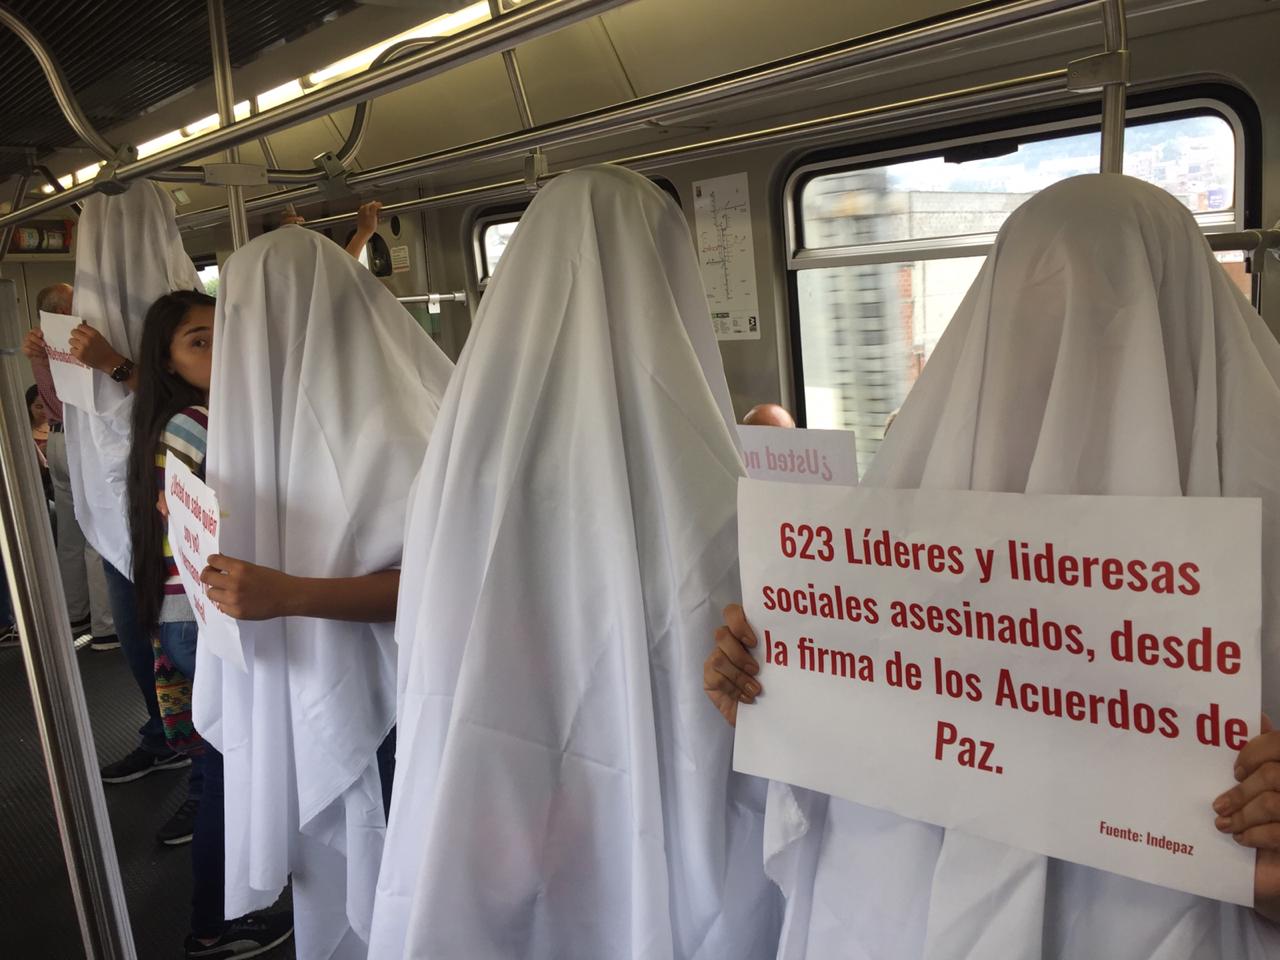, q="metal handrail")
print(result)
[0,0,632,232]
[1099,0,1129,173]
[175,0,1101,230]
[0,170,31,262]
[0,3,118,159]
[208,0,248,249]
[0,281,136,960]
[296,69,1077,230]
